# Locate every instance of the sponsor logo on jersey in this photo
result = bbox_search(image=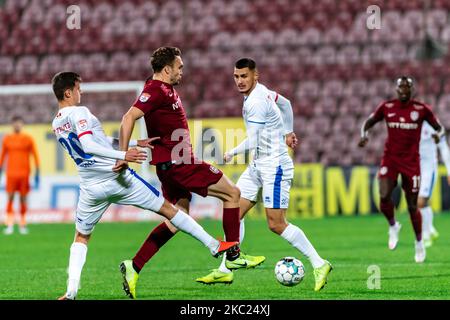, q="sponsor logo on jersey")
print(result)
[385,103,394,108]
[77,119,88,131]
[387,113,396,118]
[139,93,151,103]
[209,165,219,174]
[53,122,72,134]
[379,166,388,175]
[387,122,418,129]
[410,111,419,121]
[172,99,181,110]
